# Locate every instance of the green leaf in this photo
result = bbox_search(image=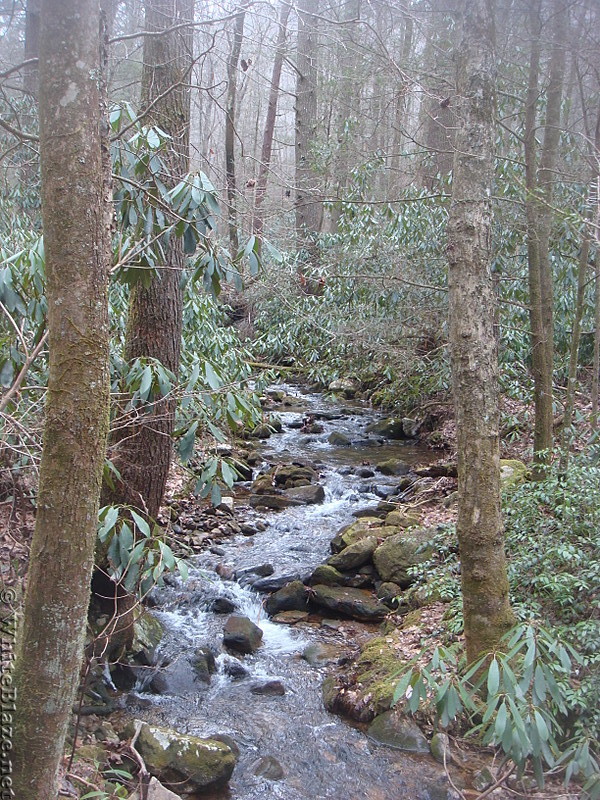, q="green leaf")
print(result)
[139,365,152,400]
[487,658,500,696]
[494,700,508,741]
[221,461,237,488]
[178,422,198,463]
[98,506,119,542]
[205,362,221,390]
[130,509,151,538]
